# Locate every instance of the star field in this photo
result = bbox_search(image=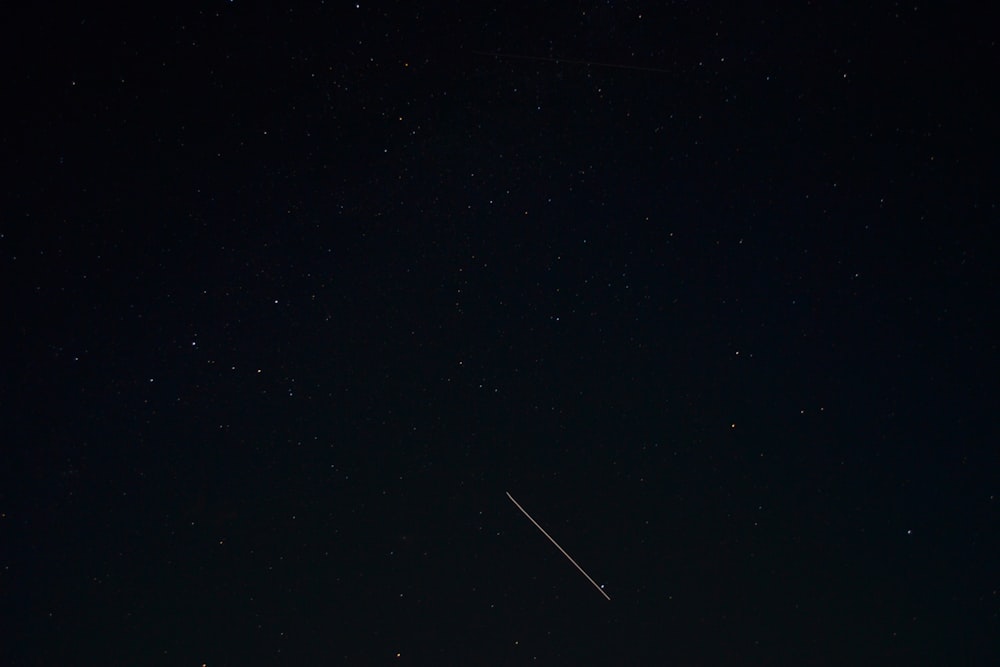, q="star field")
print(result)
[2,2,997,665]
